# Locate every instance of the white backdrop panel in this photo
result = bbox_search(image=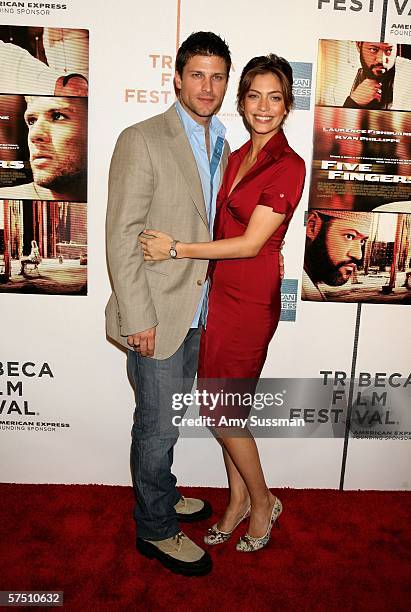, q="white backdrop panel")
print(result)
[0,0,409,489]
